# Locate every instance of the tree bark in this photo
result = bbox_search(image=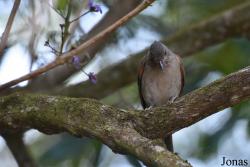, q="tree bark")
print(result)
[2,132,37,167]
[0,66,249,166]
[0,0,21,58]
